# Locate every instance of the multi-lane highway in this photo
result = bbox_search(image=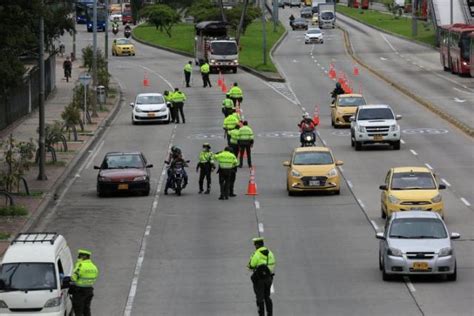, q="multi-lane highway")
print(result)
[31,9,473,316]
